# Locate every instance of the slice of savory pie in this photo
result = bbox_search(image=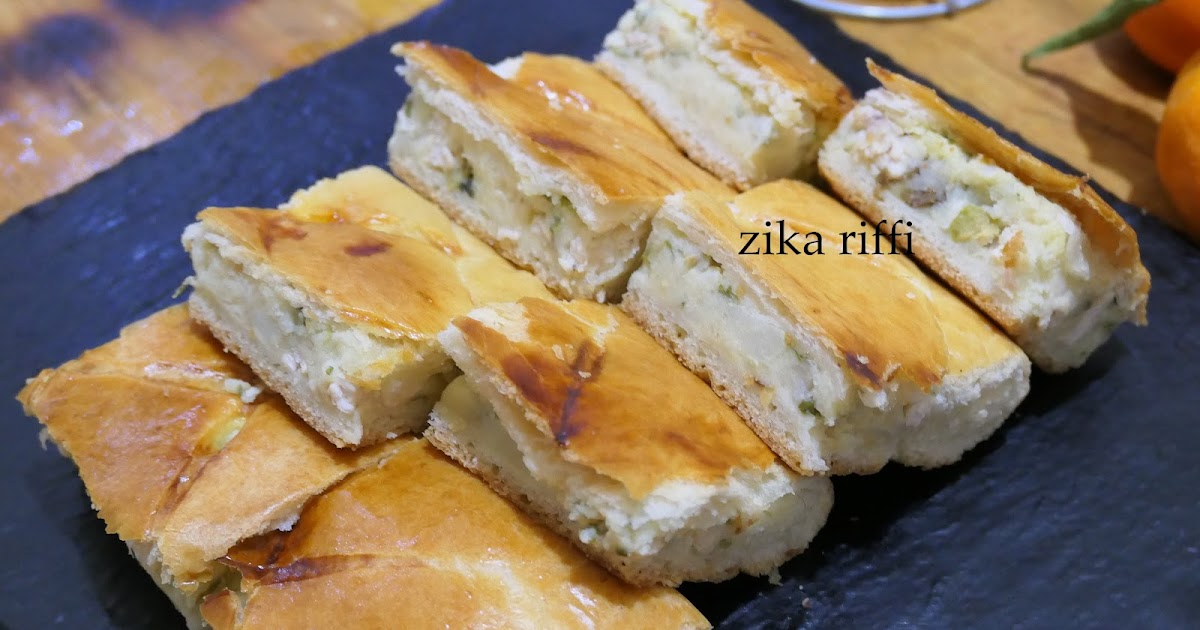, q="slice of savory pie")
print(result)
[598,0,853,190]
[182,166,552,447]
[388,42,731,302]
[819,61,1150,372]
[17,306,401,628]
[19,306,708,630]
[430,297,833,586]
[623,180,1032,474]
